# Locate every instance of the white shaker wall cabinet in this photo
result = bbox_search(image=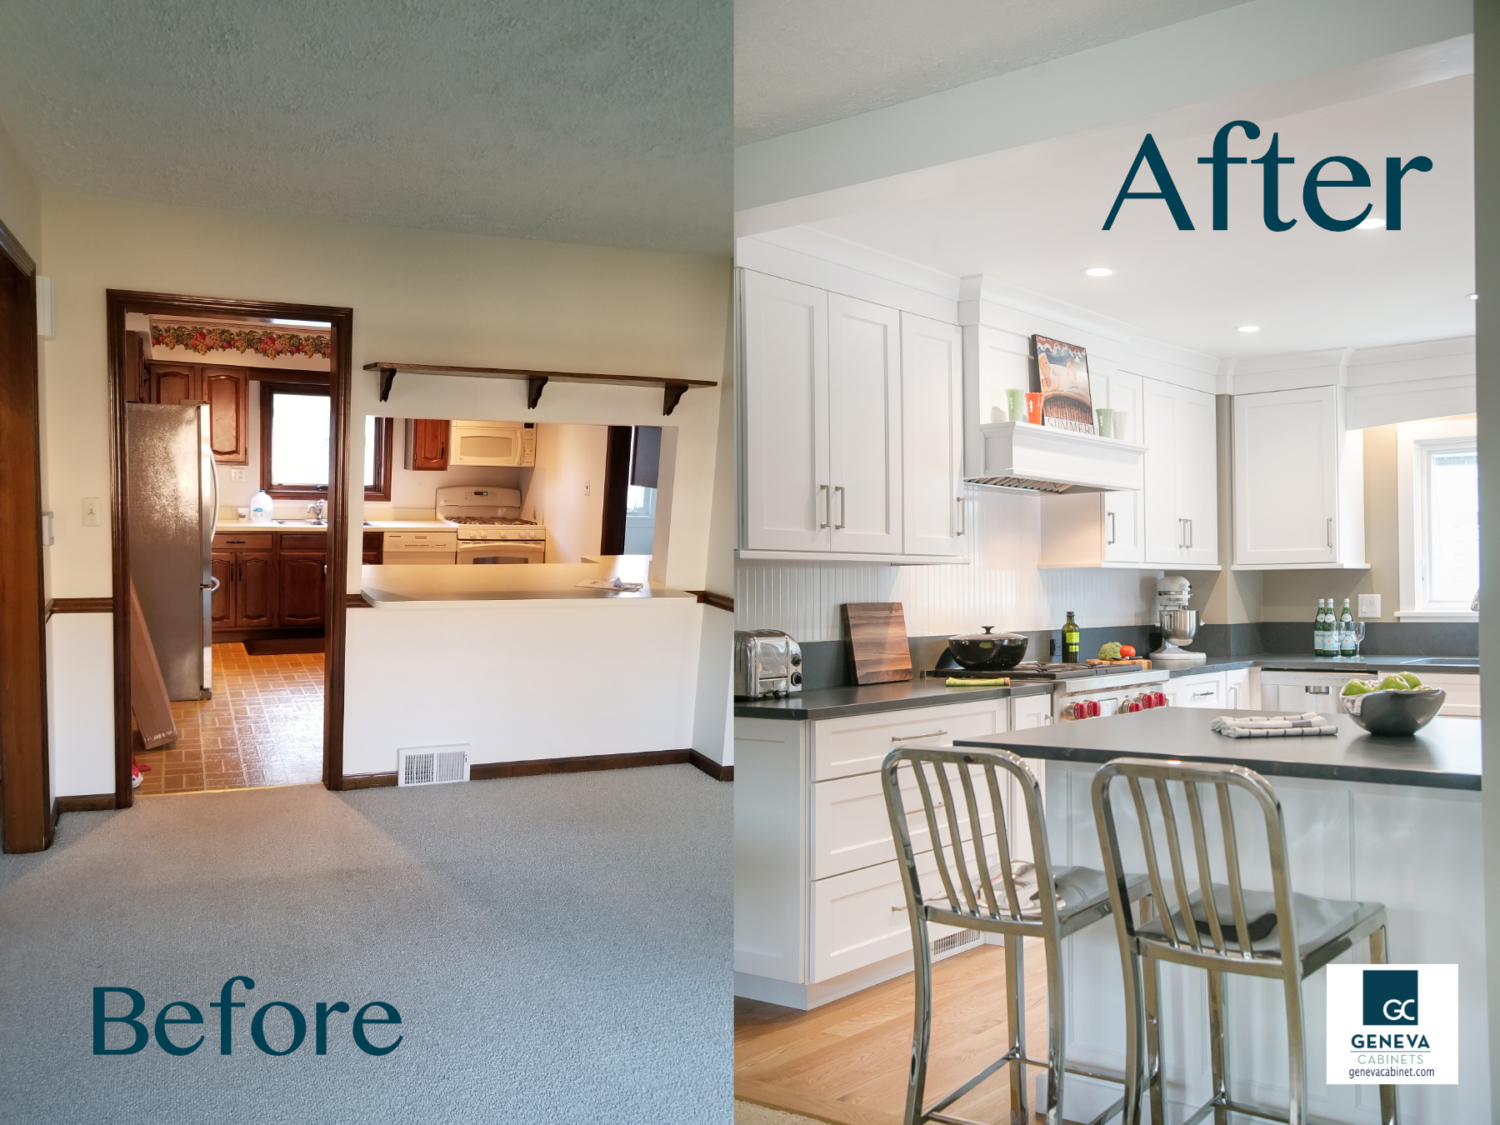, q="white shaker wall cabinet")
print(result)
[740,270,830,553]
[738,270,961,562]
[828,294,903,554]
[1036,368,1147,568]
[1232,385,1366,569]
[900,313,963,557]
[1143,377,1218,567]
